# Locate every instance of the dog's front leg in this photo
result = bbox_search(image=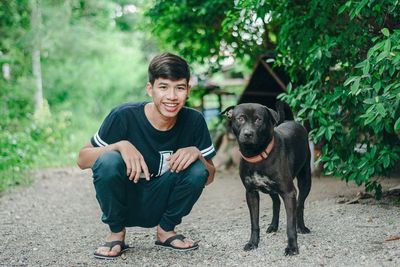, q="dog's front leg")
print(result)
[267,193,280,233]
[282,190,299,256]
[244,190,260,251]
